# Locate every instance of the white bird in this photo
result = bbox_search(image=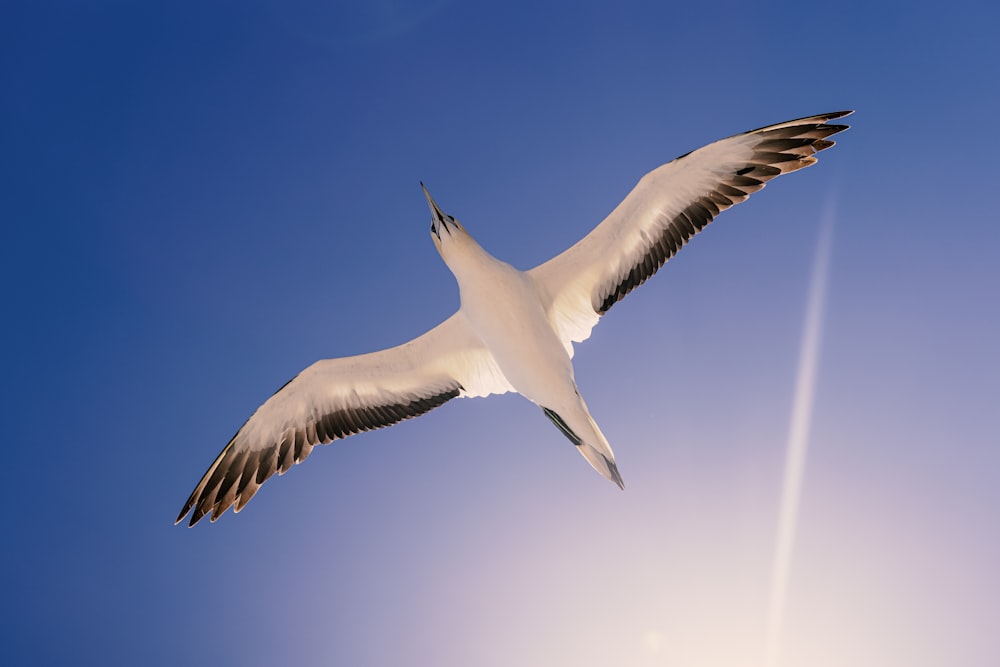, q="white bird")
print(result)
[177,111,851,526]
